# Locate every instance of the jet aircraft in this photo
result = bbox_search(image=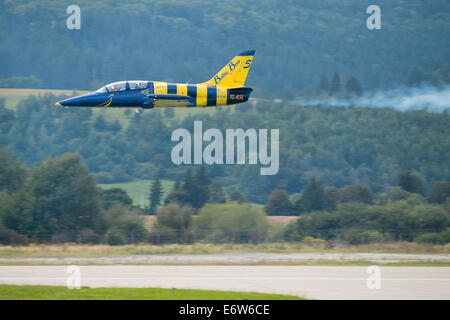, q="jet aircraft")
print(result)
[55,51,255,109]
